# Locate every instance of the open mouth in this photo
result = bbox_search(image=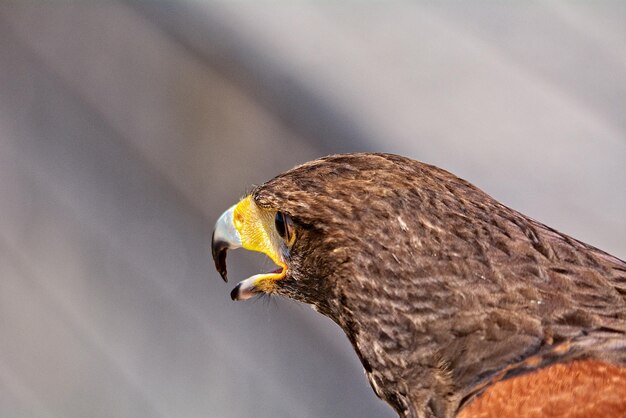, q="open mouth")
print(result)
[212,227,287,301]
[211,200,289,301]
